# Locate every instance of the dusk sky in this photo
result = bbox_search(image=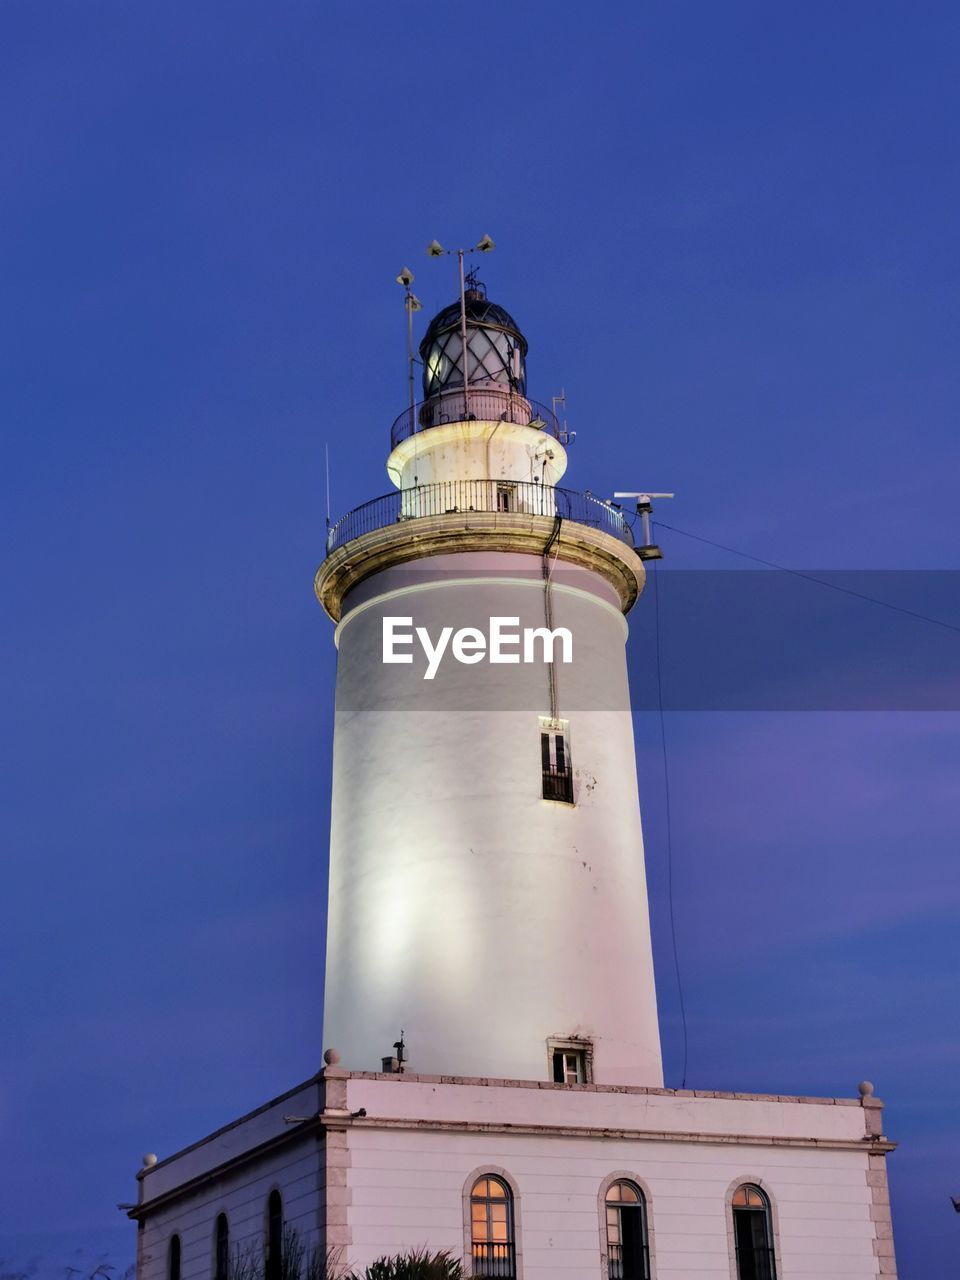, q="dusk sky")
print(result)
[2,3,958,1277]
